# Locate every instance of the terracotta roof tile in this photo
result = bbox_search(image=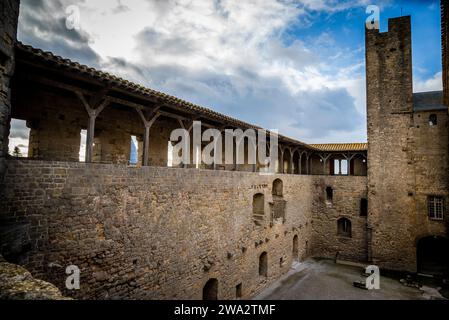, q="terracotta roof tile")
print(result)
[309,143,367,152]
